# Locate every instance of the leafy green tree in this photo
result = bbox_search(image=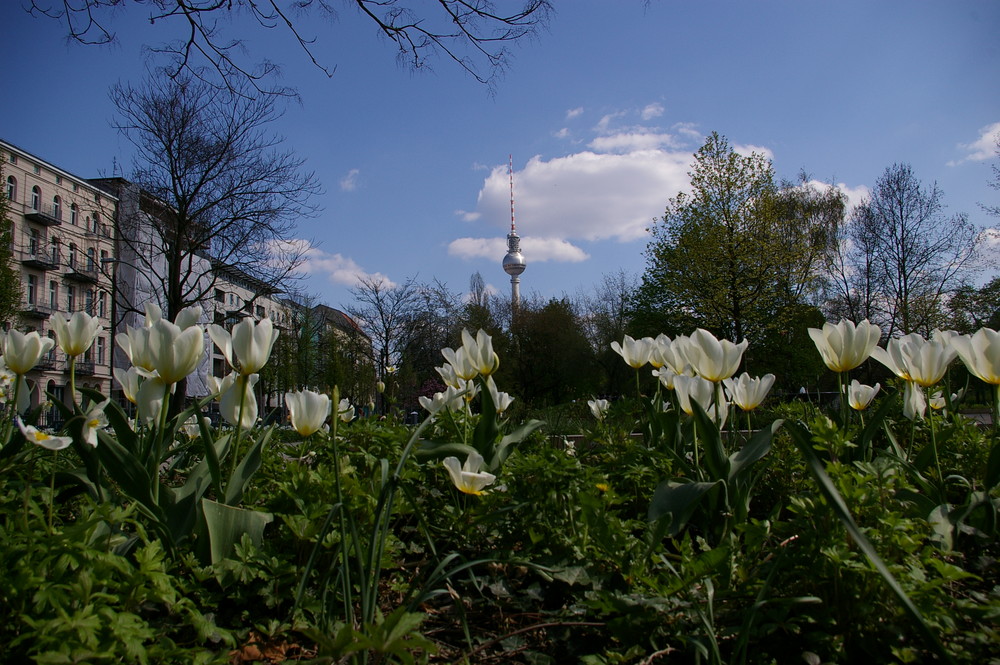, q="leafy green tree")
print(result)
[508,297,599,406]
[0,155,22,325]
[637,133,839,346]
[946,278,1000,333]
